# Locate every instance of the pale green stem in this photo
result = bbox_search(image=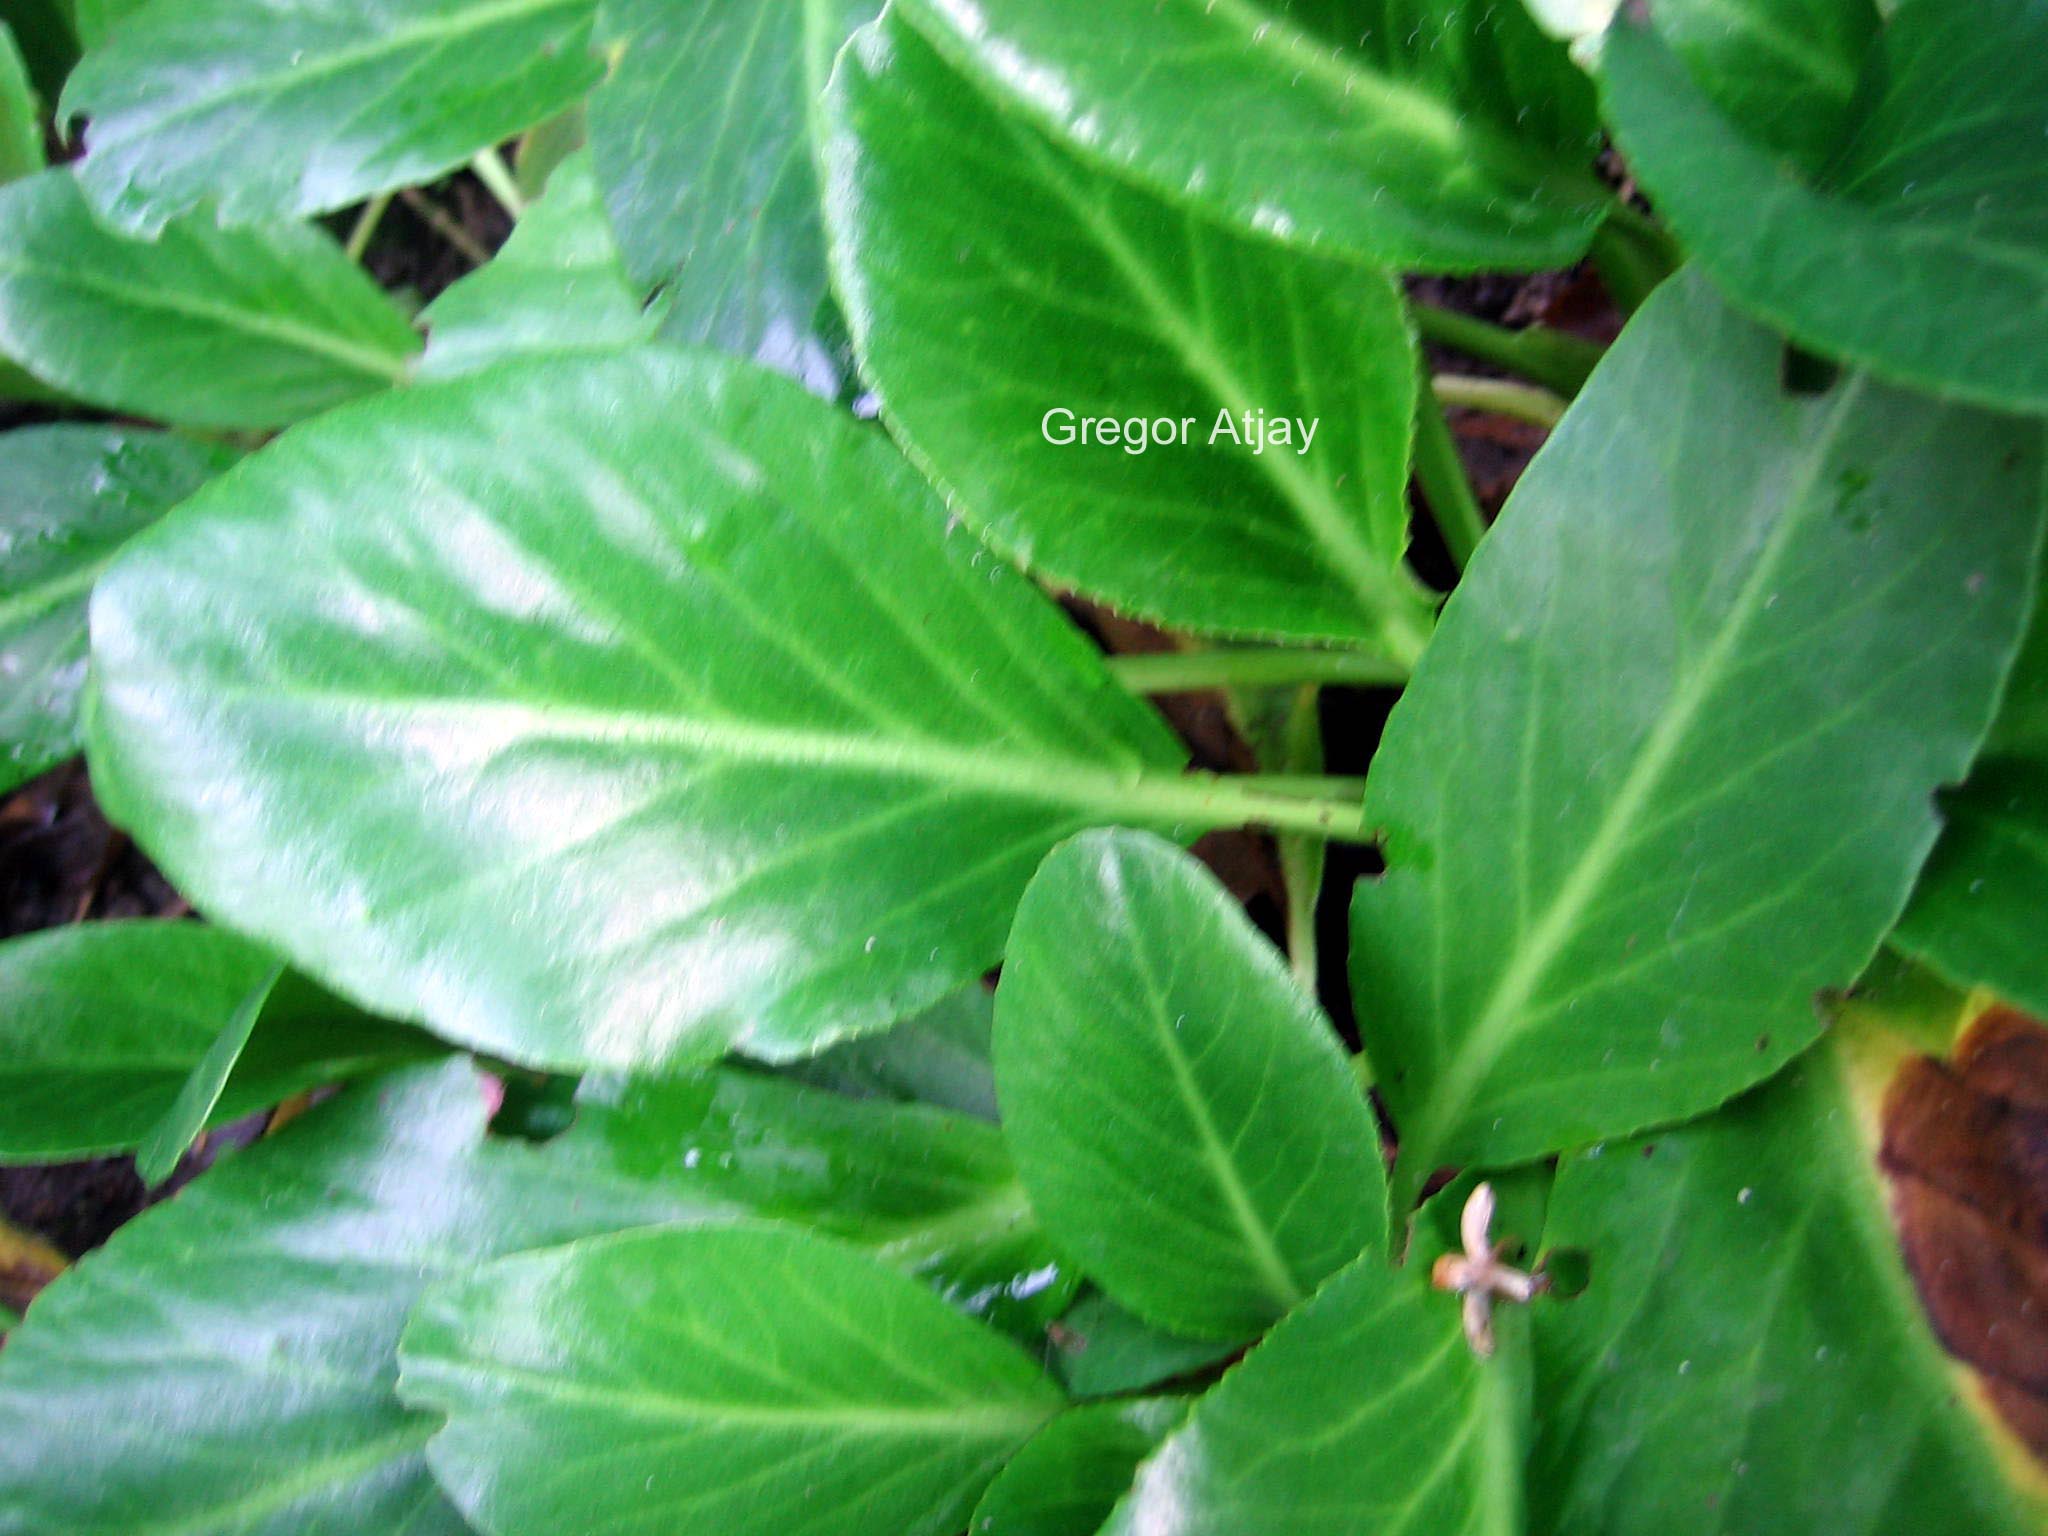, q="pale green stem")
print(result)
[398,188,493,266]
[470,146,527,219]
[1413,381,1488,570]
[1135,770,1373,843]
[1105,646,1409,694]
[1278,685,1324,986]
[1409,302,1604,395]
[1433,373,1569,428]
[344,192,392,264]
